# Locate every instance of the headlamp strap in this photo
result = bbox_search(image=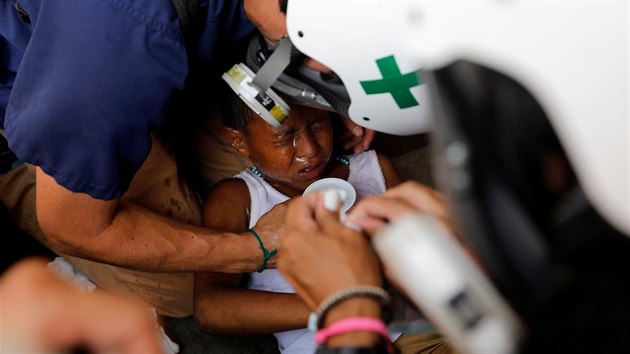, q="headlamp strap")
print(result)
[251,36,293,93]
